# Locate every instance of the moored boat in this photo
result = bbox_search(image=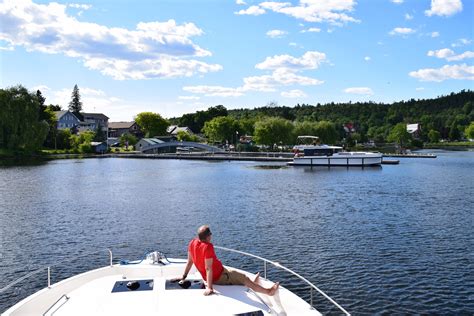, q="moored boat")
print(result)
[289,136,382,167]
[1,247,350,316]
